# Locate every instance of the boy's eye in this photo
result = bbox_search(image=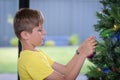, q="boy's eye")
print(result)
[38,28,43,32]
[38,29,42,32]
